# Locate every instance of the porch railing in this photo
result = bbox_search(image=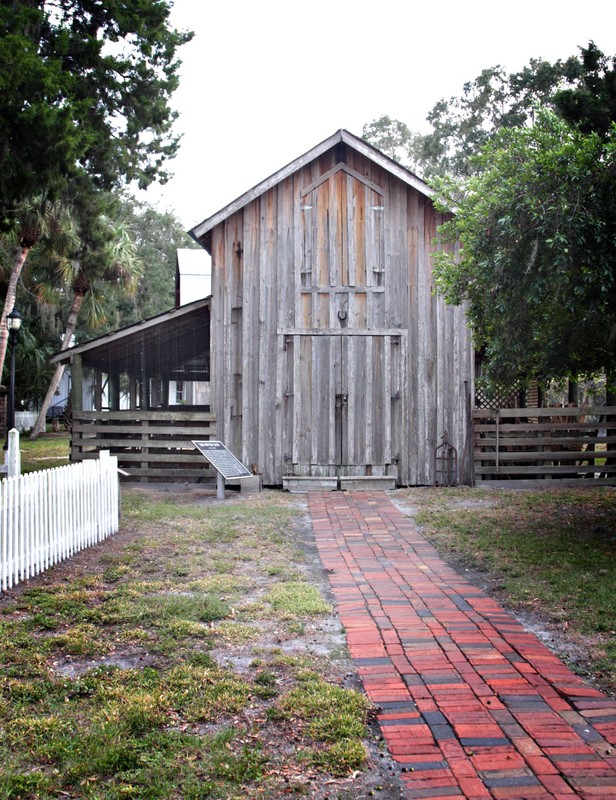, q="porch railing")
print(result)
[72,410,217,482]
[472,406,616,487]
